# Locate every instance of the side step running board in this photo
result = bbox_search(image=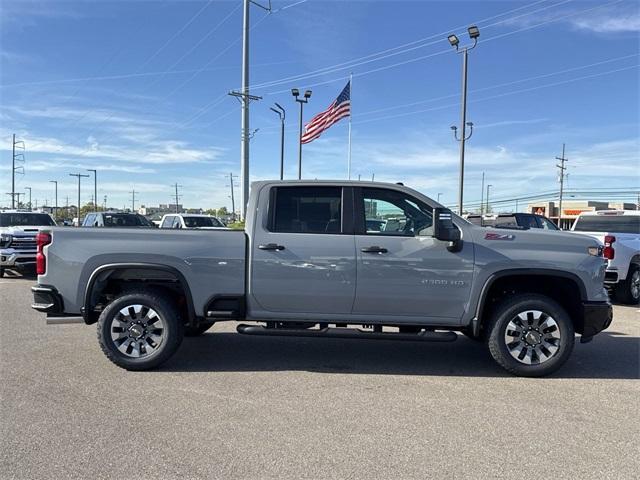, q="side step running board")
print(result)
[46,316,85,325]
[236,324,457,342]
